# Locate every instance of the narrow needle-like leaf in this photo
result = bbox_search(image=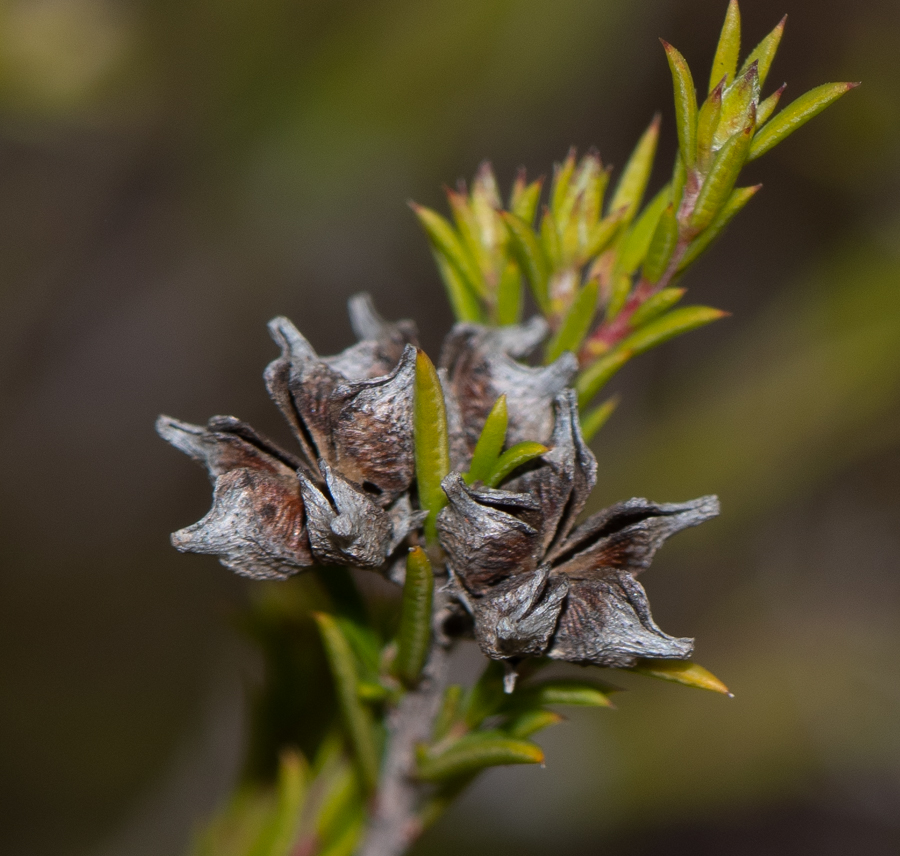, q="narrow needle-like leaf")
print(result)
[580,395,620,442]
[396,547,434,688]
[417,732,544,782]
[709,0,741,93]
[509,172,543,224]
[748,82,859,161]
[616,184,670,276]
[484,441,549,488]
[576,348,634,407]
[508,679,617,708]
[246,750,309,856]
[608,115,660,223]
[502,211,550,313]
[738,15,786,89]
[630,658,732,695]
[629,287,686,329]
[414,351,451,543]
[756,83,786,126]
[642,203,679,284]
[466,395,509,484]
[503,709,564,739]
[411,203,485,298]
[430,249,485,323]
[313,613,380,794]
[689,117,754,235]
[662,41,698,167]
[618,305,727,356]
[545,280,599,364]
